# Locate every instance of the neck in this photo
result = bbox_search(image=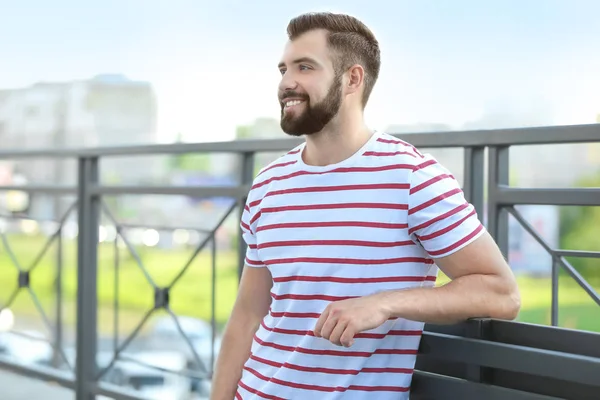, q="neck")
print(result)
[302,109,372,167]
